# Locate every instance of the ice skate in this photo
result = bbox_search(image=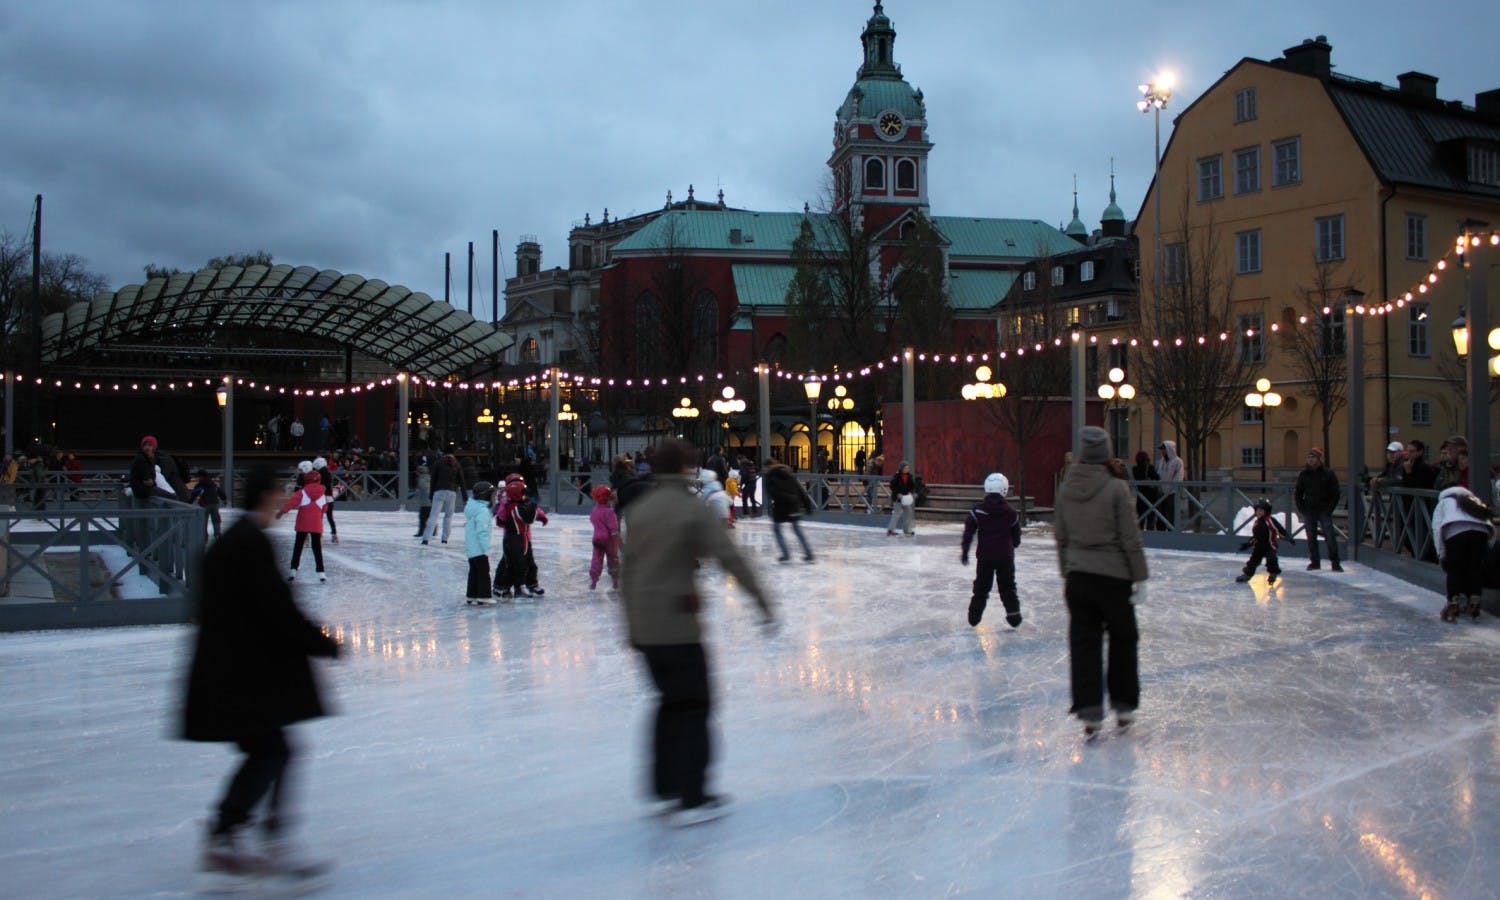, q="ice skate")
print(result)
[967,598,985,627]
[1234,572,1252,583]
[1441,598,1462,622]
[318,572,327,583]
[1005,612,1022,628]
[1116,709,1136,729]
[1082,719,1104,739]
[467,596,497,606]
[258,831,334,891]
[330,534,339,544]
[667,795,731,828]
[493,588,513,603]
[1267,573,1278,586]
[527,584,545,596]
[287,570,297,581]
[1467,596,1482,620]
[198,829,268,894]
